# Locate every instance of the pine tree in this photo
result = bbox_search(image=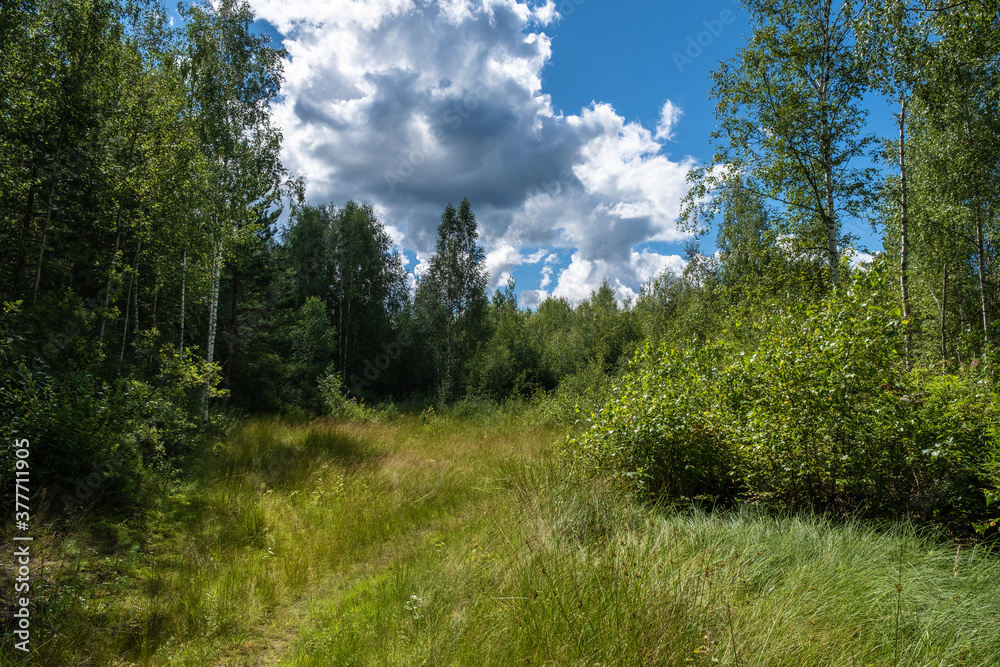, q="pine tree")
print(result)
[415,198,489,400]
